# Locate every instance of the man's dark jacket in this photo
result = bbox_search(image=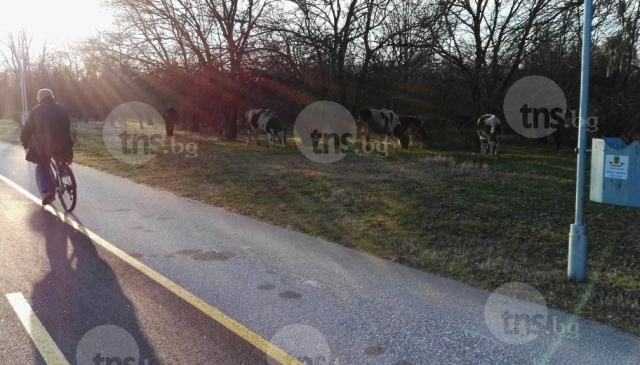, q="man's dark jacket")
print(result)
[20,98,74,163]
